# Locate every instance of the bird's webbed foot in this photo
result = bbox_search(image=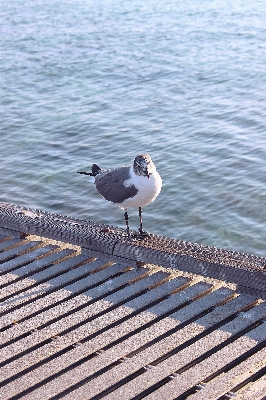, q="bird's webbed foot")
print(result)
[139,229,150,237]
